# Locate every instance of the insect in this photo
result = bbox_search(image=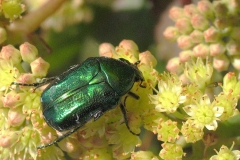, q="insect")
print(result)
[12,57,145,149]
